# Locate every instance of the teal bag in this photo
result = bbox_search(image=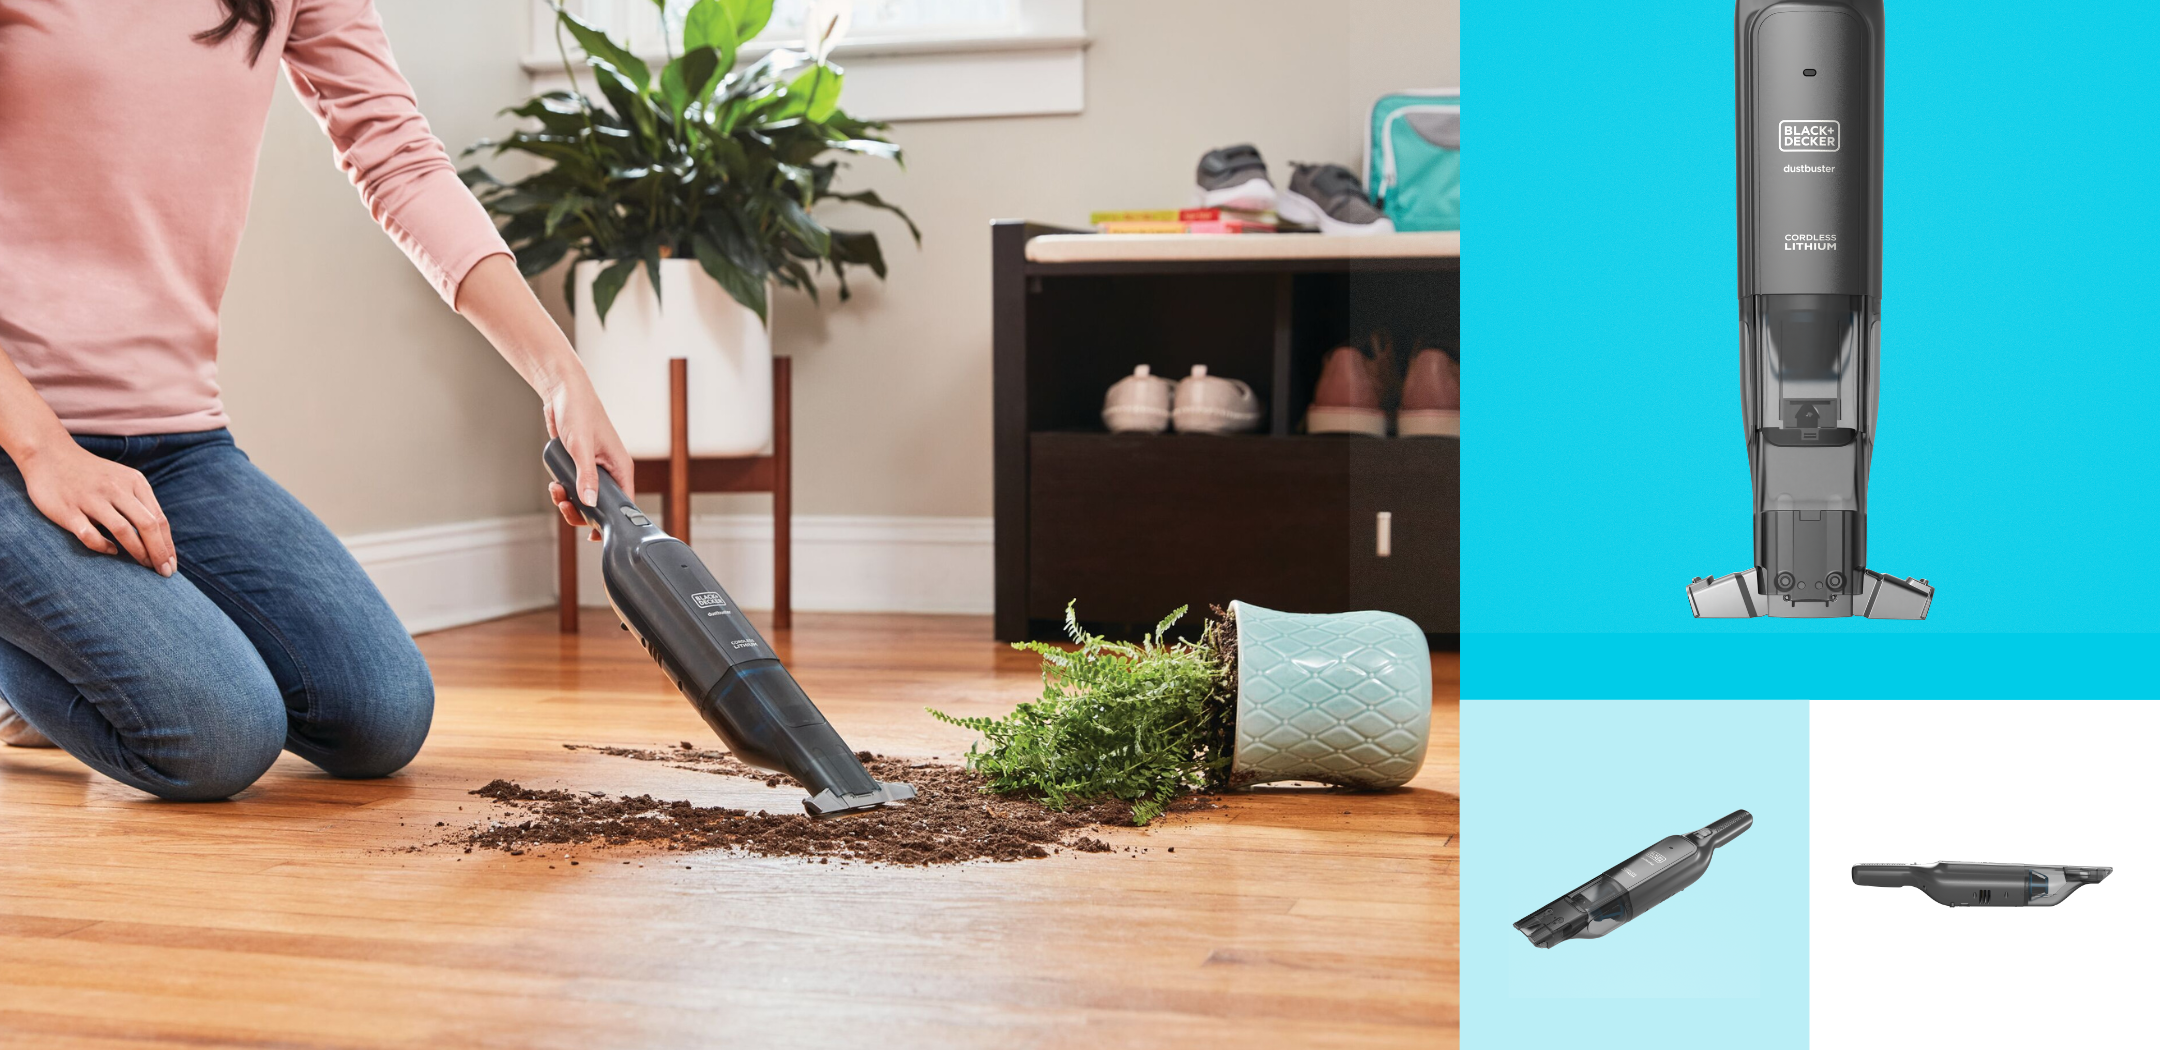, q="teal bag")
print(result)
[1366,89,1459,232]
